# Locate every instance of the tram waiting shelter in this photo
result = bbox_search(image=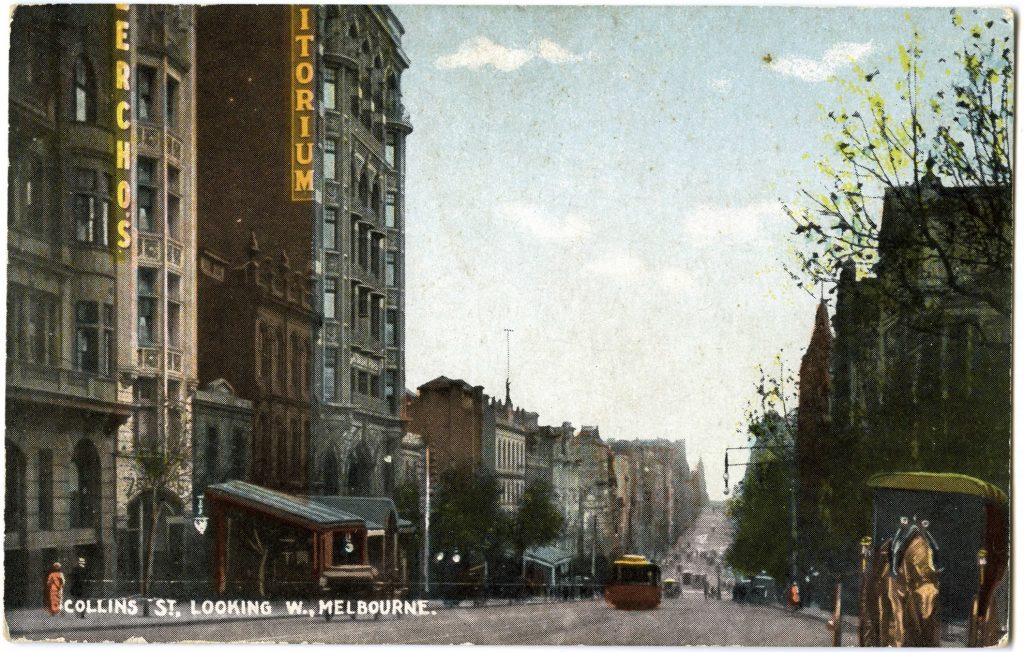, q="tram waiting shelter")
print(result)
[523,545,574,592]
[206,480,372,596]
